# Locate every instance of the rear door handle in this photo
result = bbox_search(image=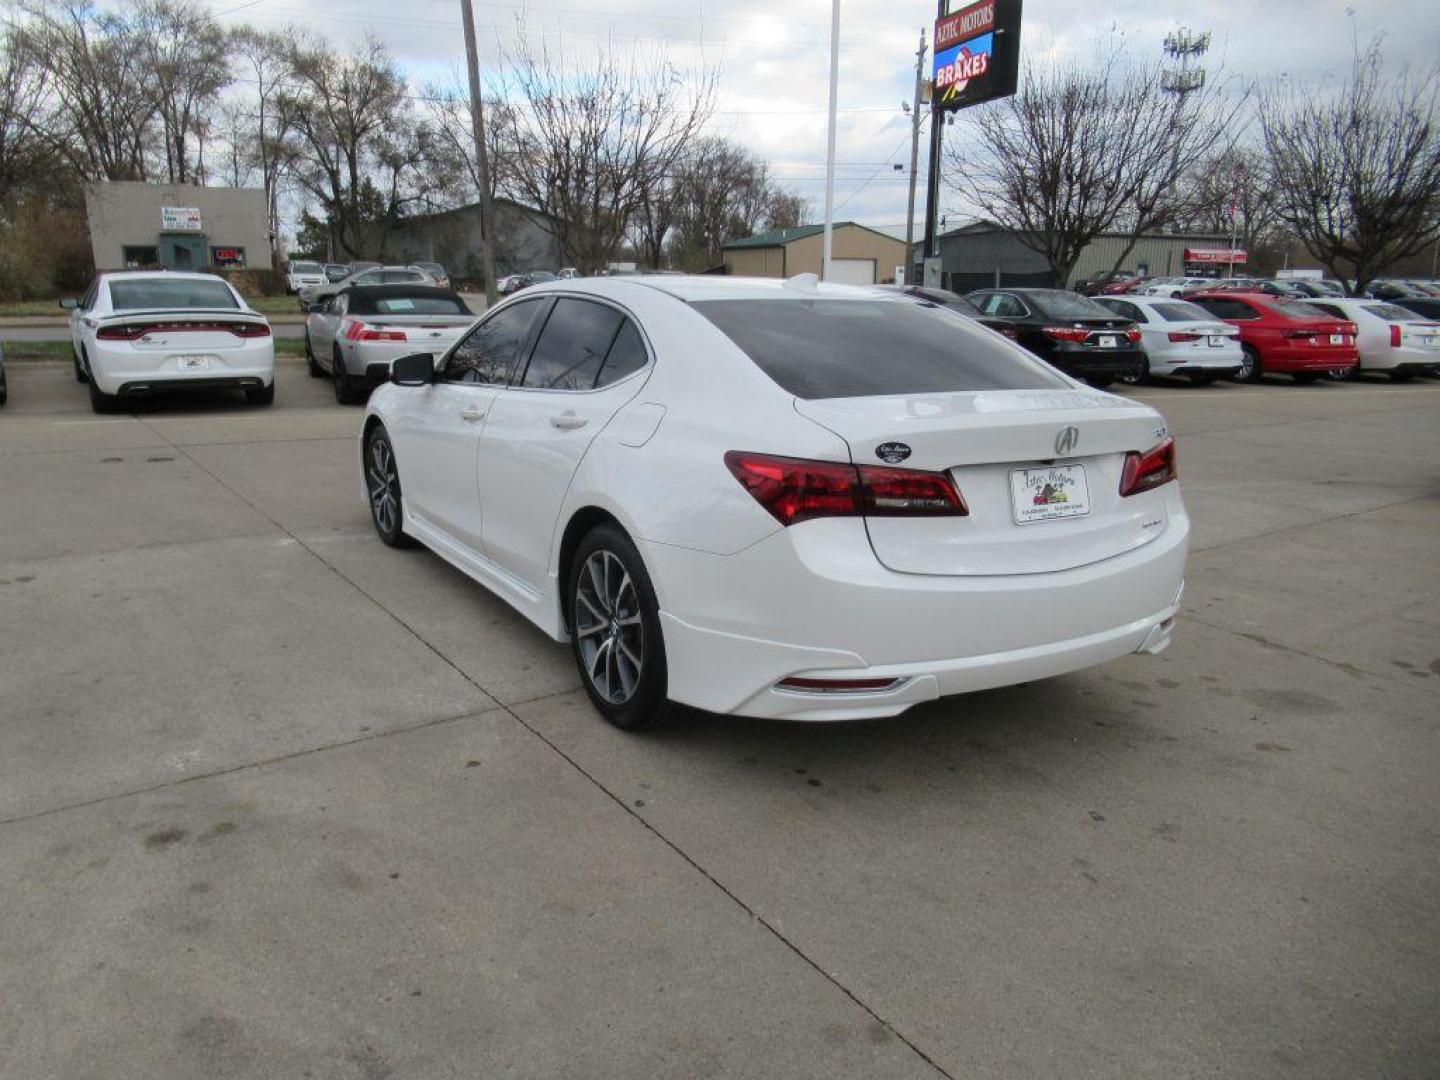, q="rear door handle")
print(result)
[551,412,588,430]
[460,407,486,422]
